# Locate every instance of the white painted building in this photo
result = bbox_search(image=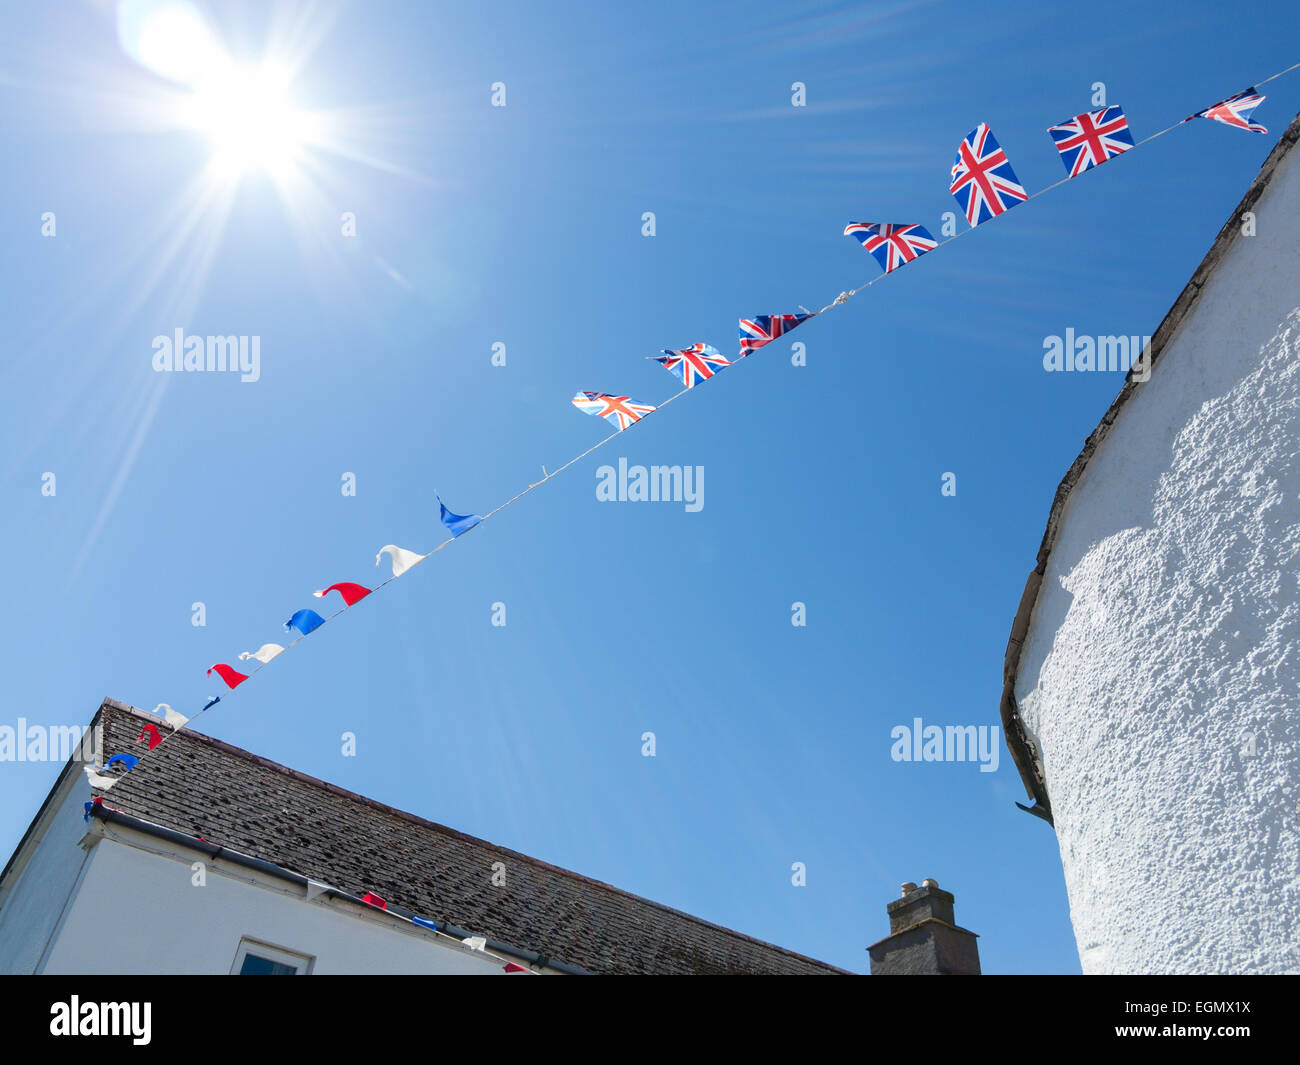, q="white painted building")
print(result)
[1001,112,1300,973]
[0,698,845,975]
[0,782,510,975]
